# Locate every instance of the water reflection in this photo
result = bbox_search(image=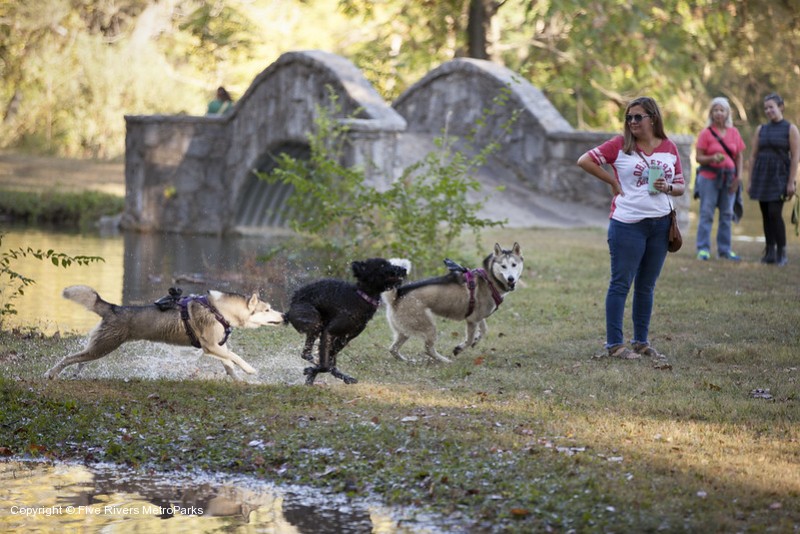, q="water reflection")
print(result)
[0,460,437,533]
[1,227,307,335]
